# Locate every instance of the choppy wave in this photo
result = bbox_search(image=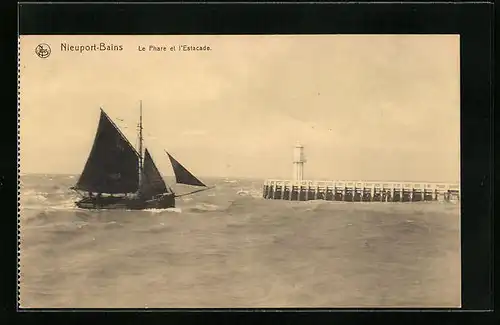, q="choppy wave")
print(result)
[18,175,266,223]
[18,174,461,308]
[187,203,221,213]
